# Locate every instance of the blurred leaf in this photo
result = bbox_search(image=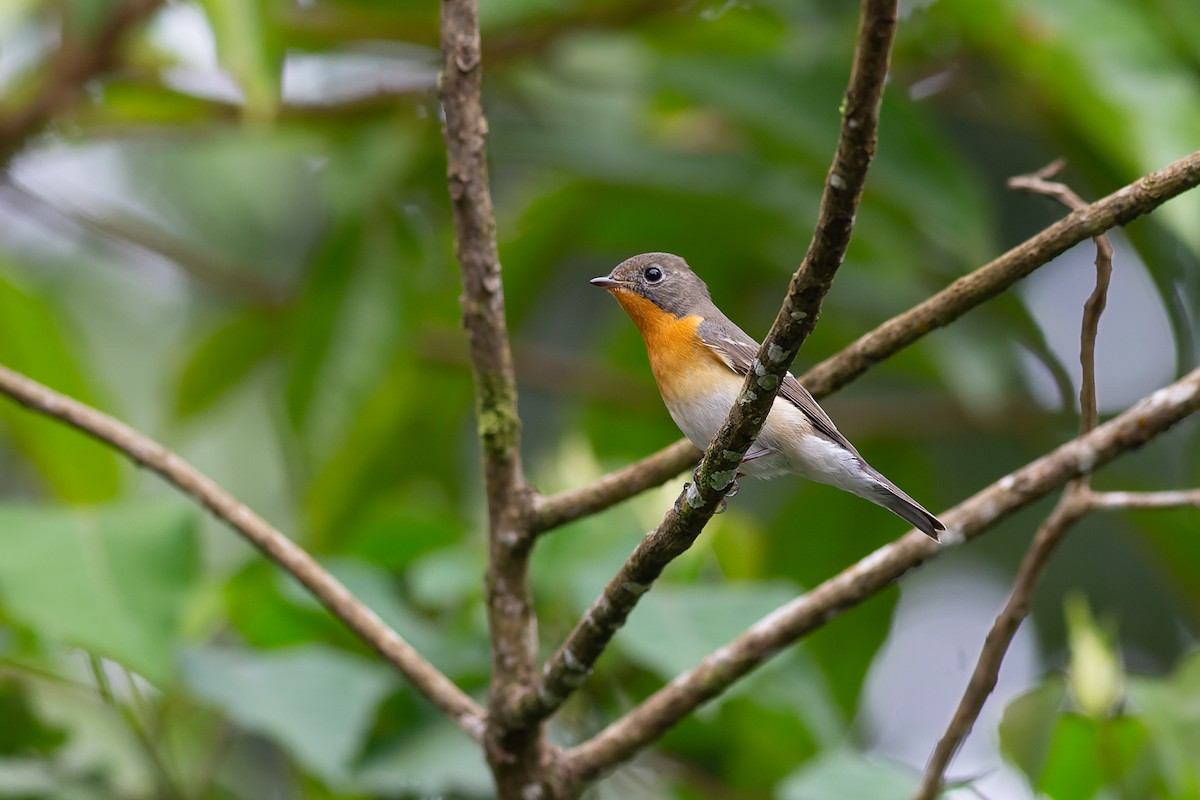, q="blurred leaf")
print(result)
[280,558,489,678]
[0,501,198,683]
[175,308,279,419]
[356,721,490,797]
[180,645,392,786]
[778,749,918,800]
[999,675,1067,783]
[608,581,797,679]
[1065,593,1124,719]
[1038,714,1149,800]
[197,0,282,119]
[0,269,122,501]
[1129,651,1200,796]
[0,679,66,754]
